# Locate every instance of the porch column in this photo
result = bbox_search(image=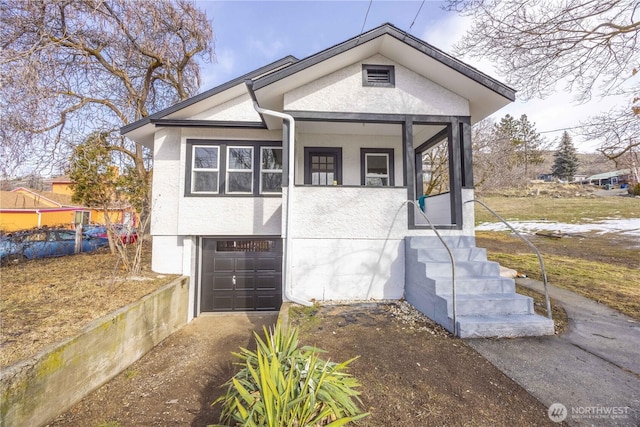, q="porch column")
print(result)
[449,118,463,228]
[403,117,416,225]
[460,118,474,188]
